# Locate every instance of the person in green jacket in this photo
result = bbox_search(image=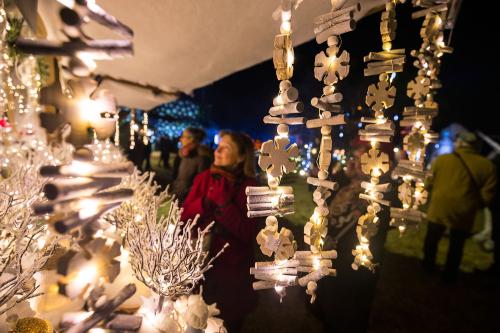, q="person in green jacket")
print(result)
[423,130,497,283]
